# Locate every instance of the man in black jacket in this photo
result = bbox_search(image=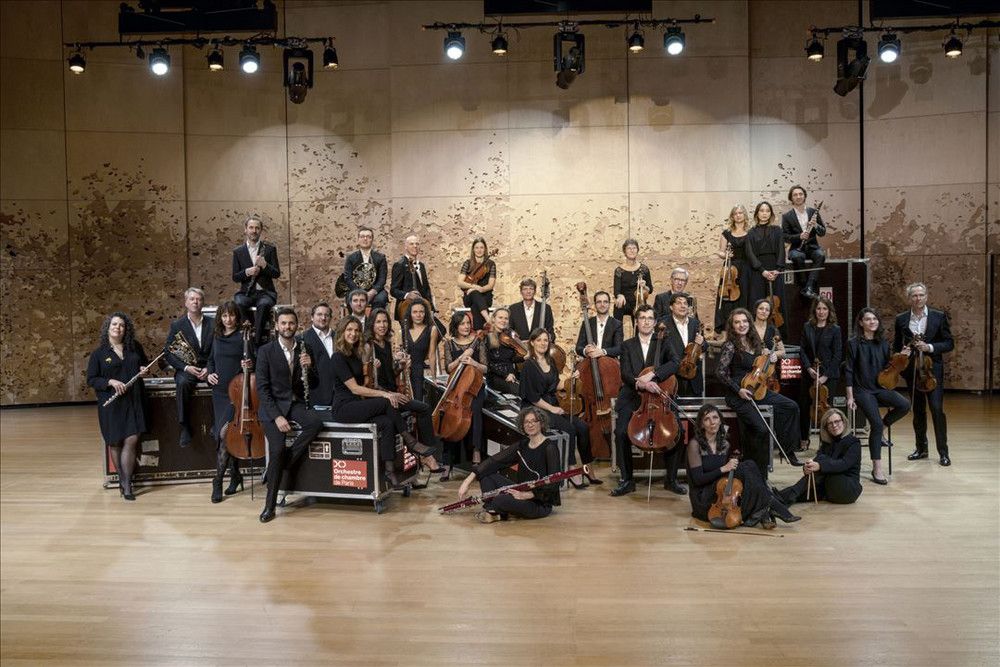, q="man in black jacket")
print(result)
[663,292,707,398]
[232,214,281,346]
[652,268,696,322]
[256,308,322,523]
[300,302,336,412]
[343,227,389,309]
[509,278,555,340]
[894,283,954,466]
[163,287,213,447]
[780,185,826,299]
[574,290,623,359]
[390,235,434,319]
